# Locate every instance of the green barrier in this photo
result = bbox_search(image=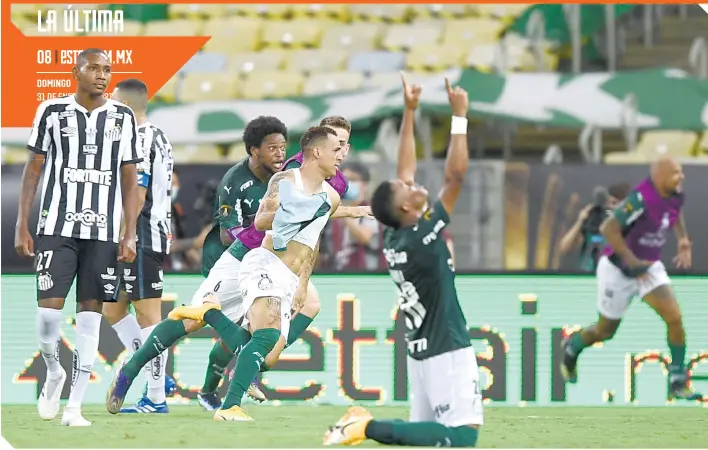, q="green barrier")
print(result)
[2,275,707,406]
